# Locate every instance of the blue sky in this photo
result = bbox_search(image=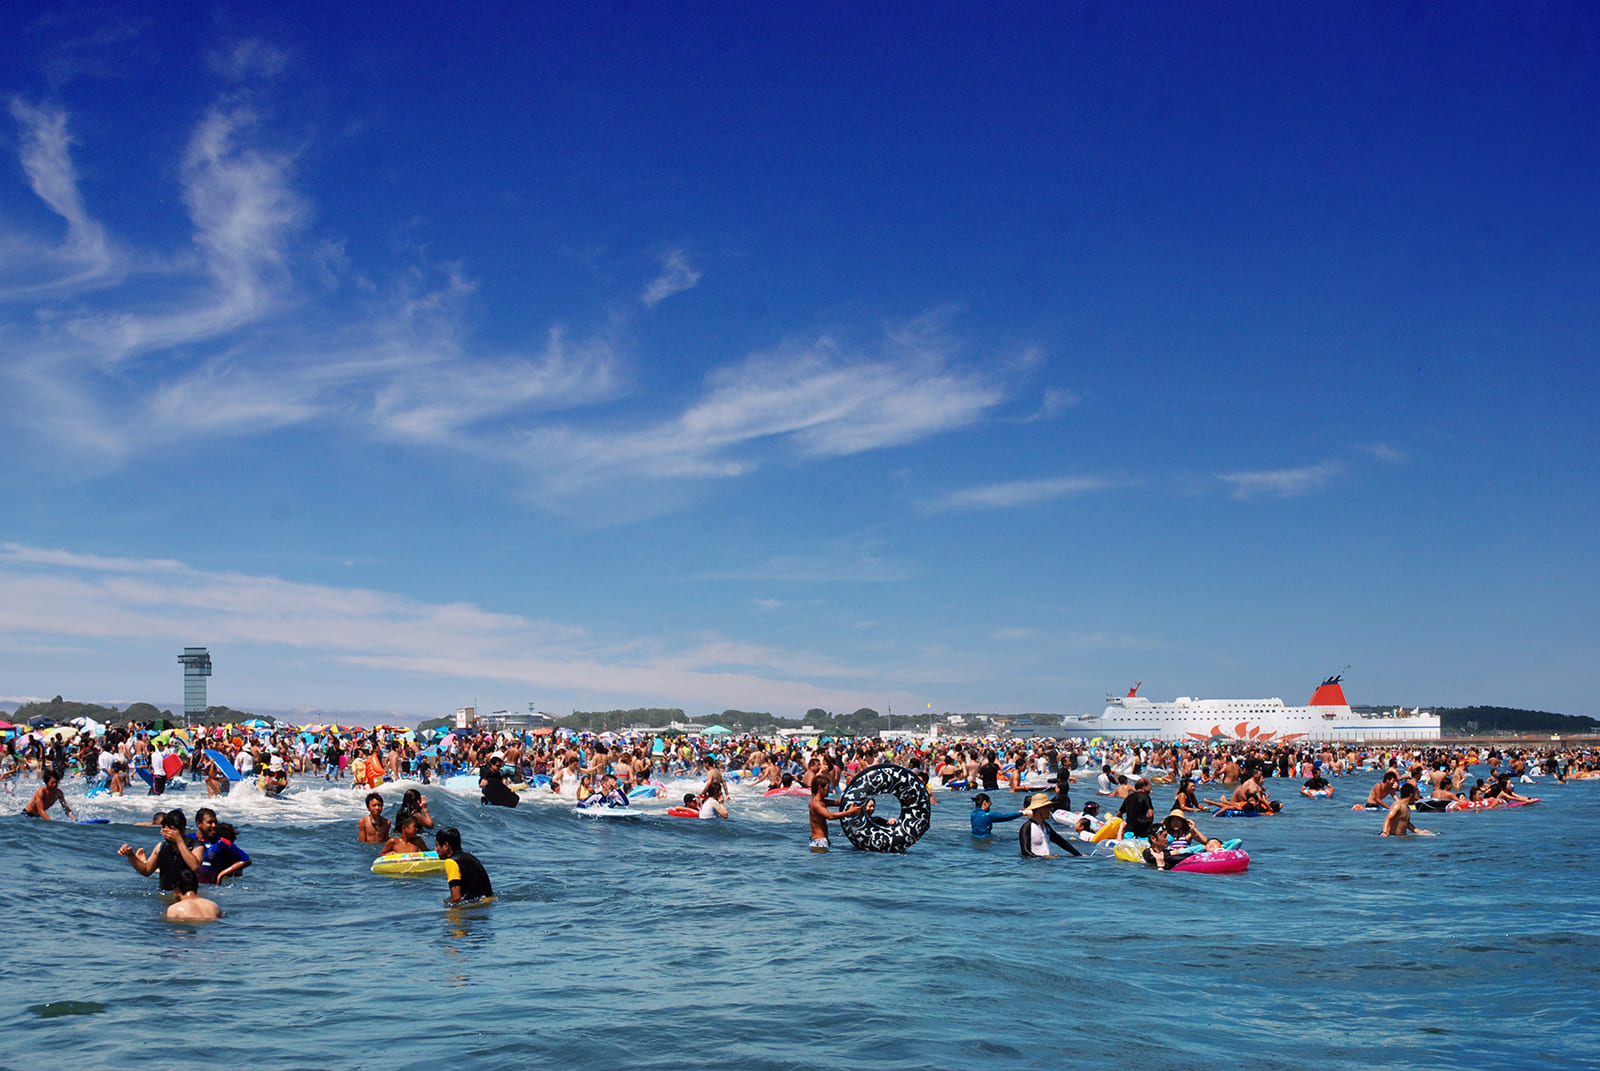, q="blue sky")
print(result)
[1,3,1596,720]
